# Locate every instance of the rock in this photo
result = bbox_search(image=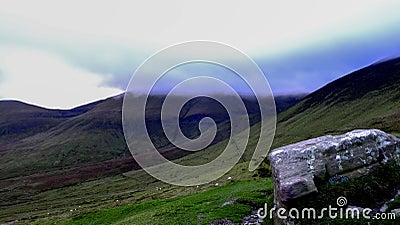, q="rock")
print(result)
[279,175,318,203]
[221,201,234,207]
[380,203,389,213]
[208,218,235,225]
[390,208,400,217]
[241,210,264,225]
[380,190,400,212]
[269,129,400,225]
[347,205,364,213]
